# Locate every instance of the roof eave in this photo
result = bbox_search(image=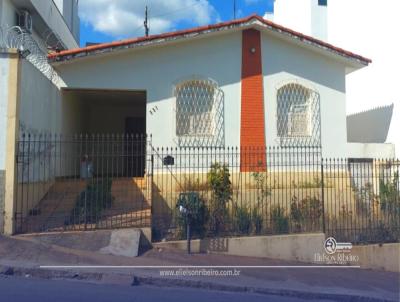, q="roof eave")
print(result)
[49,15,371,68]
